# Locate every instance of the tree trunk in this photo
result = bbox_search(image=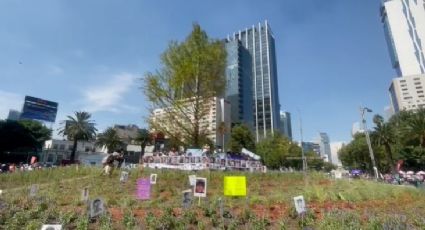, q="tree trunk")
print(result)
[70,139,78,163]
[384,143,395,173]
